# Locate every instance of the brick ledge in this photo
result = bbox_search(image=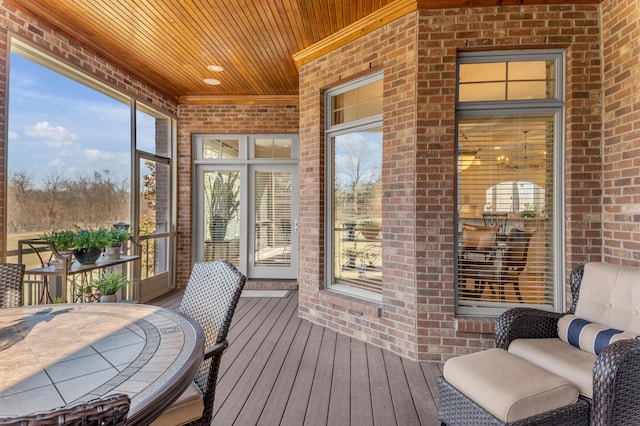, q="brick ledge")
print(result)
[455,316,497,335]
[318,290,383,318]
